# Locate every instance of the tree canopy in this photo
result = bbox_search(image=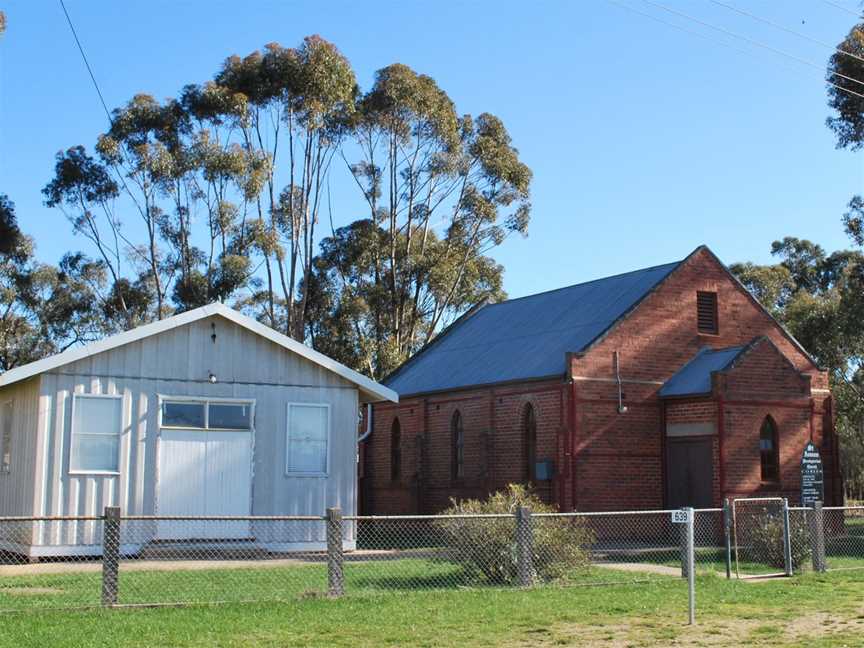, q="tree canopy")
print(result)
[0,195,103,372]
[30,35,531,379]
